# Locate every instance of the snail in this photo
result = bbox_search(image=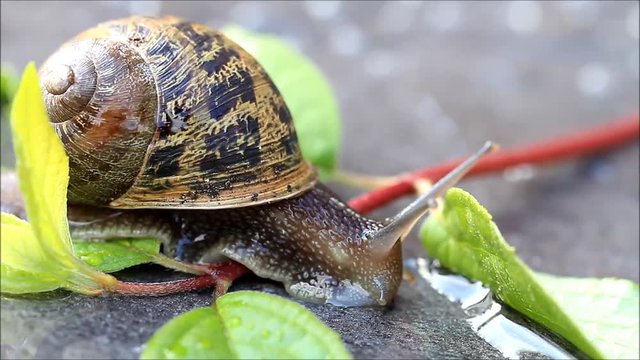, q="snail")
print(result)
[1,16,494,307]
